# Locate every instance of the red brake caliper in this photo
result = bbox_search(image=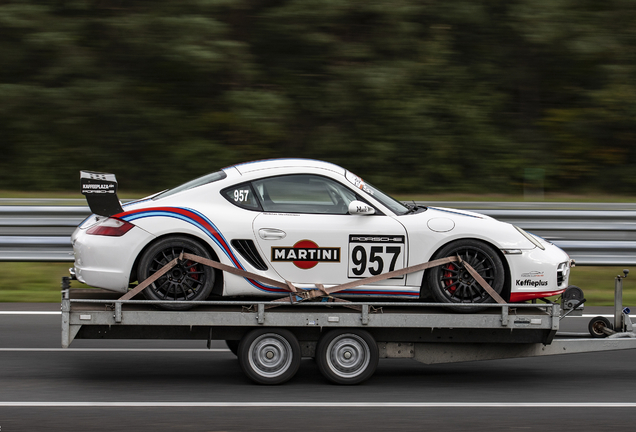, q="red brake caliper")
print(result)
[444,263,456,293]
[185,260,199,281]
